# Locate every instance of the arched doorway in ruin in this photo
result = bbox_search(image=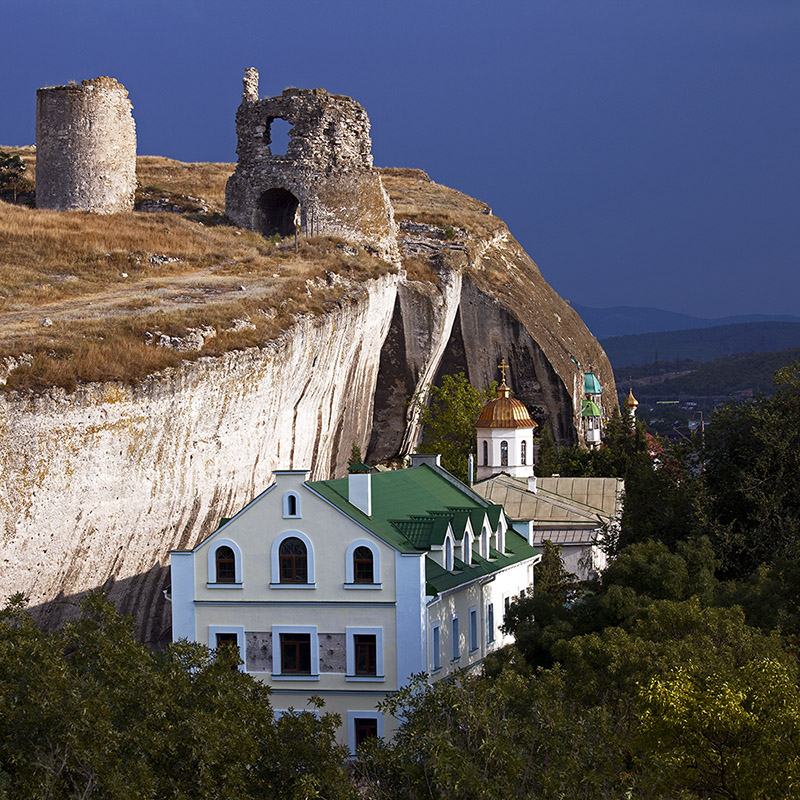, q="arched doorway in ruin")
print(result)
[257,187,299,238]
